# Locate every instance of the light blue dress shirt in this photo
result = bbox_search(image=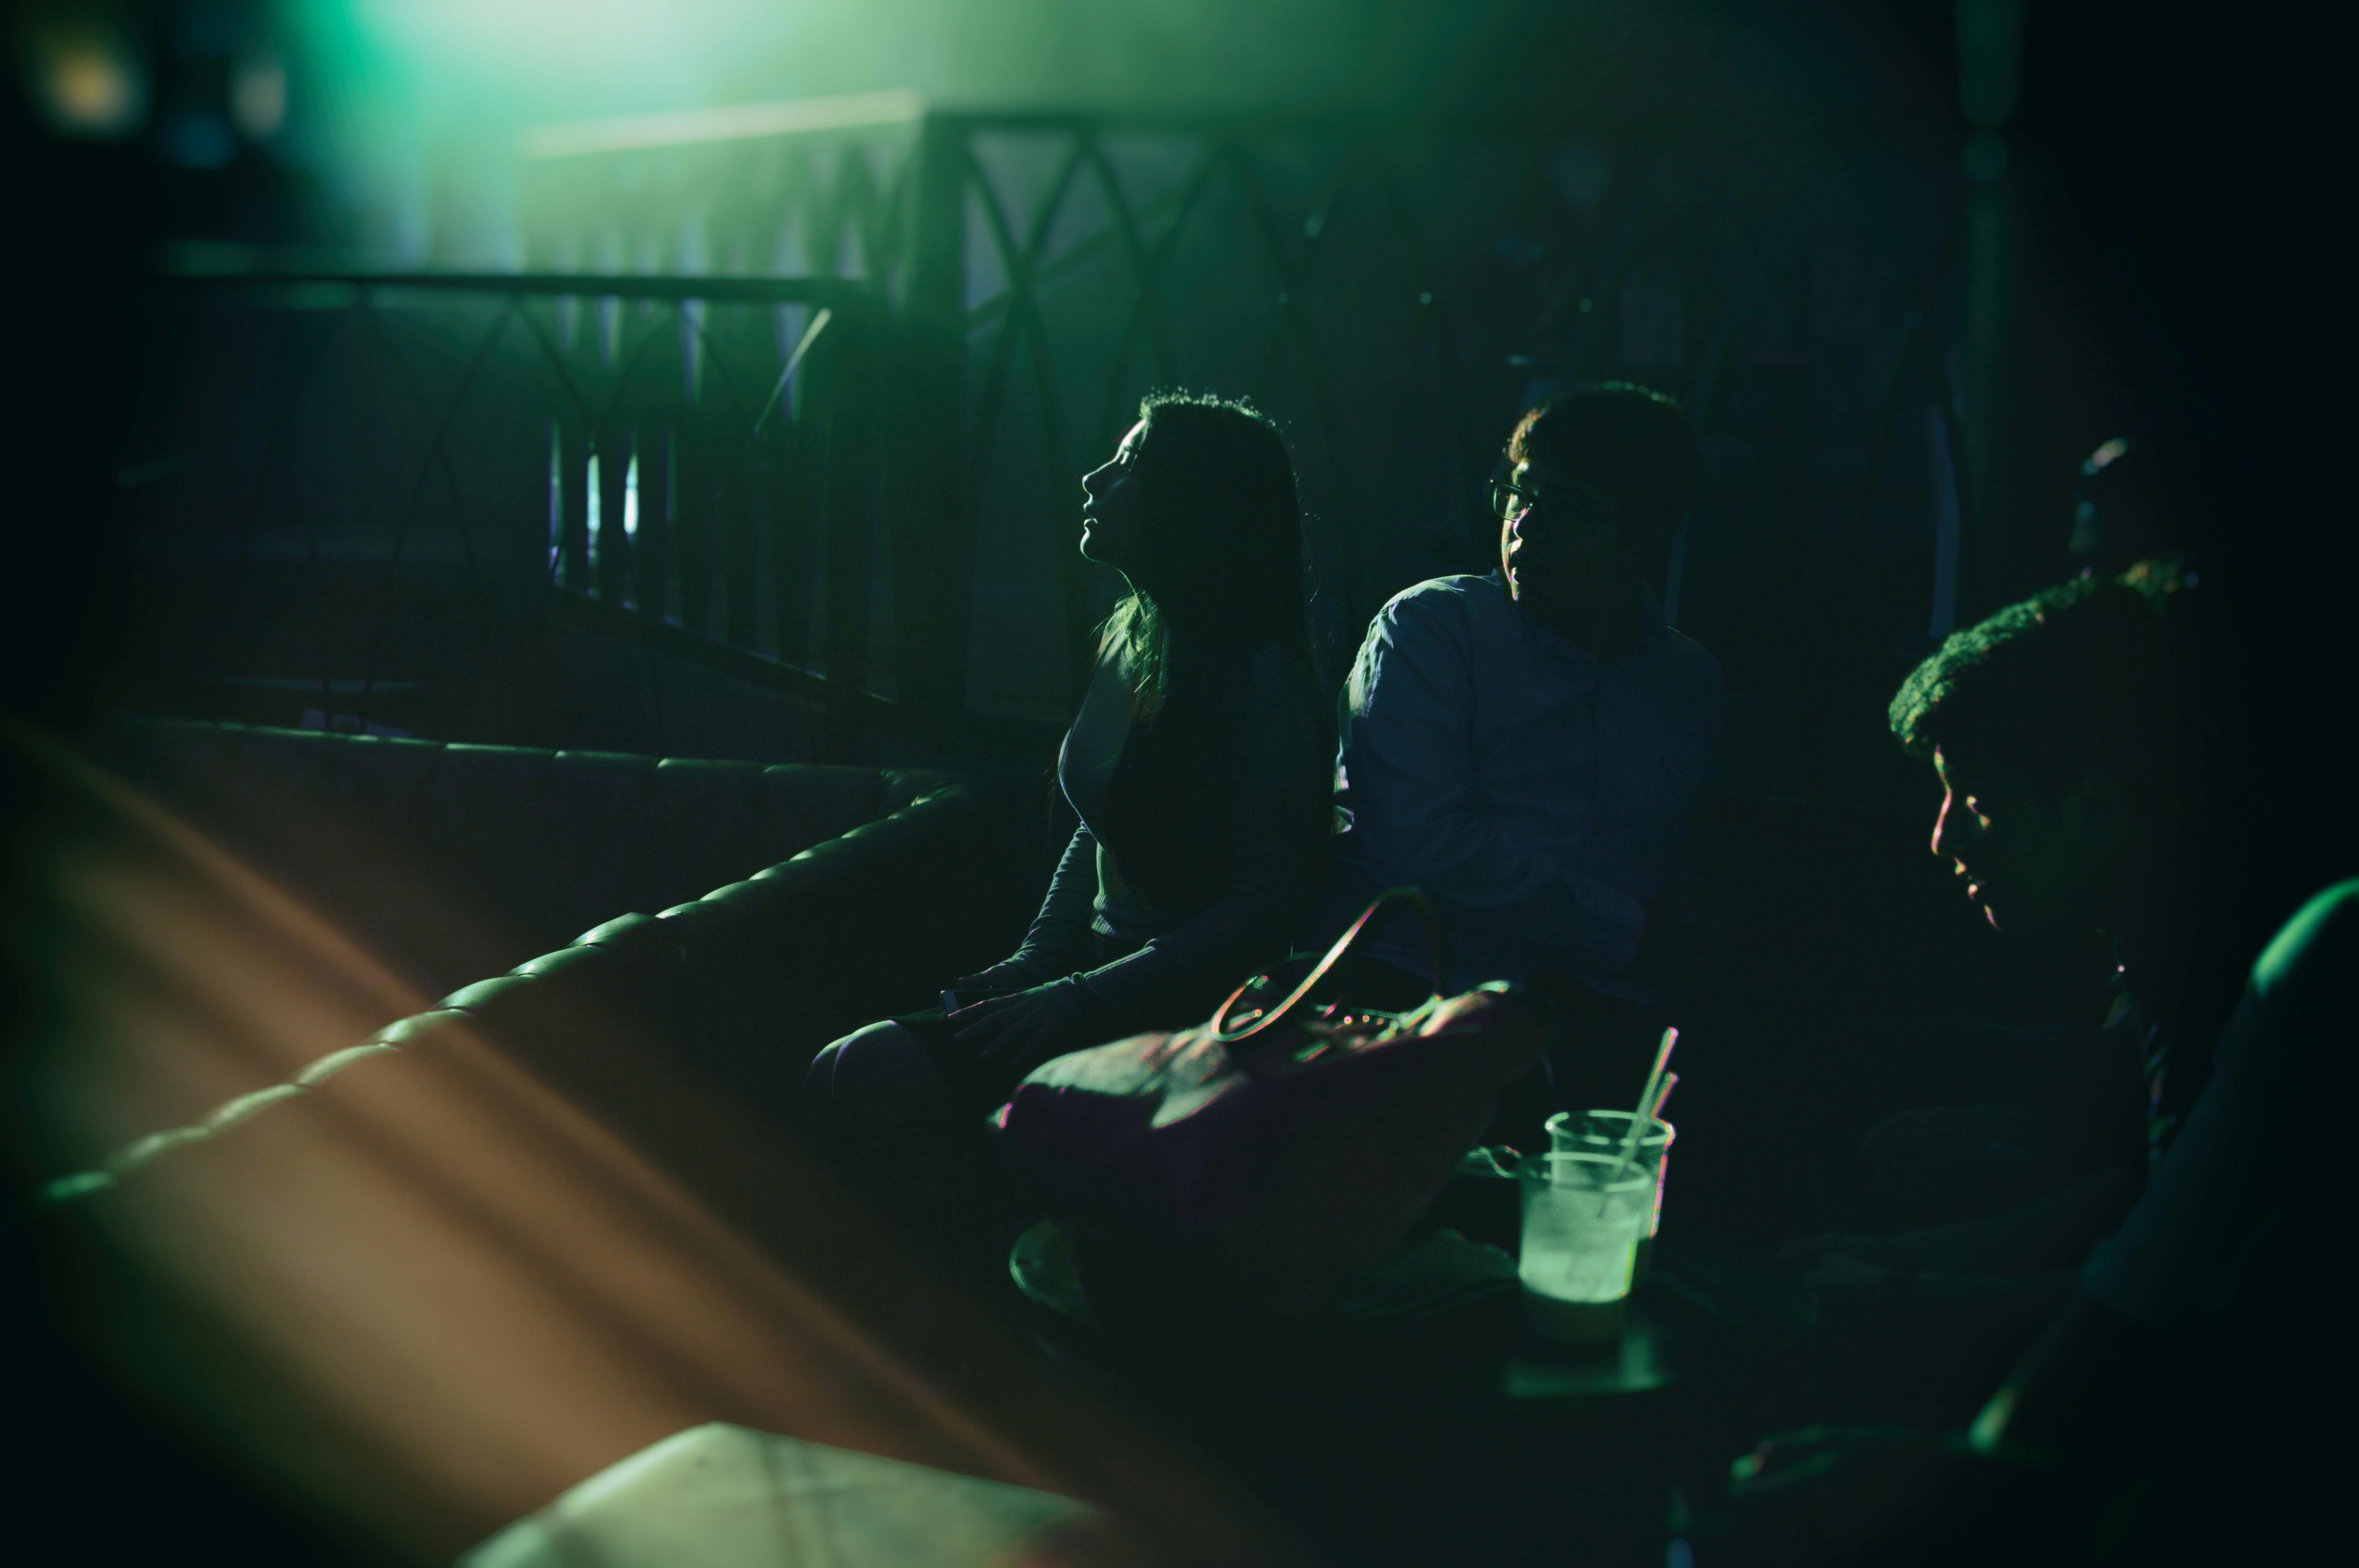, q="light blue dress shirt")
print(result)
[1323,572,1725,995]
